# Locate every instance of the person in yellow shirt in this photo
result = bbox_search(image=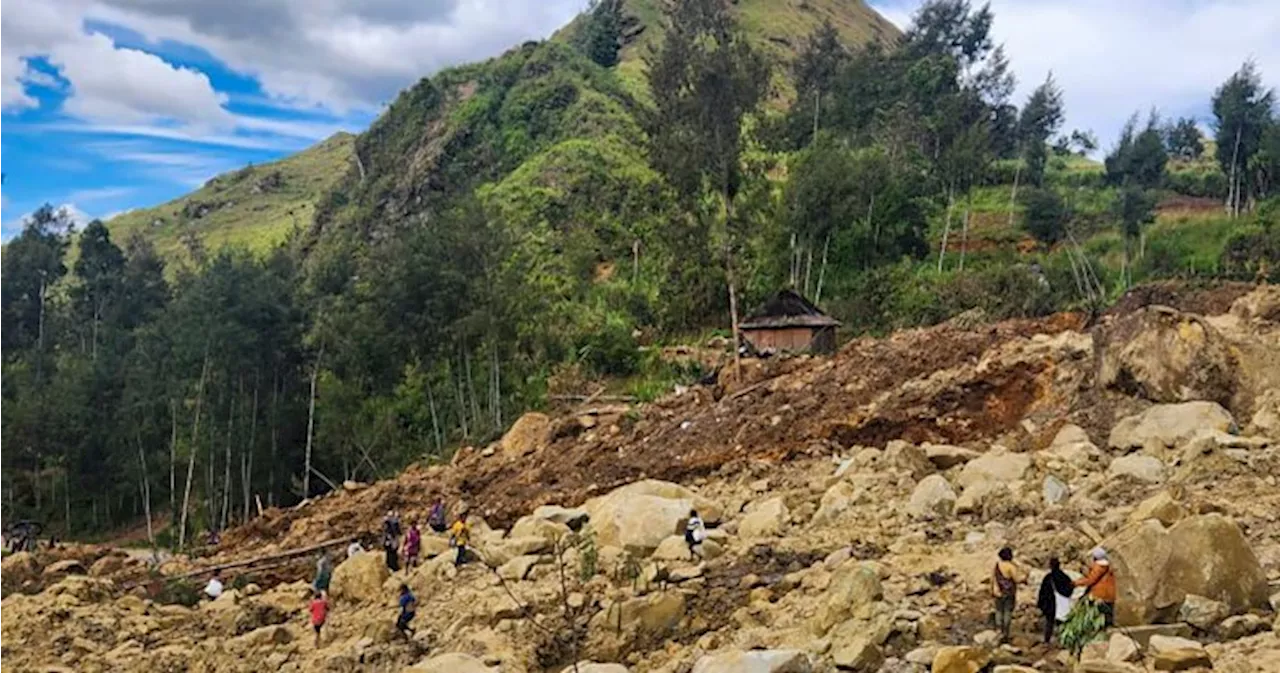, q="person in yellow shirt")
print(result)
[991,546,1028,642]
[449,512,472,567]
